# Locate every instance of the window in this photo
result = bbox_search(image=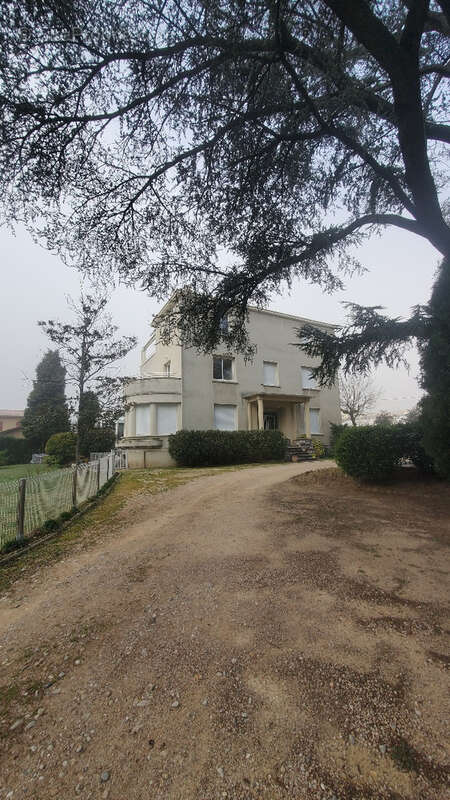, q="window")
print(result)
[263,361,278,386]
[301,367,318,390]
[163,360,171,376]
[213,356,233,381]
[310,408,321,434]
[219,315,229,334]
[214,404,236,430]
[156,404,178,435]
[135,404,150,435]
